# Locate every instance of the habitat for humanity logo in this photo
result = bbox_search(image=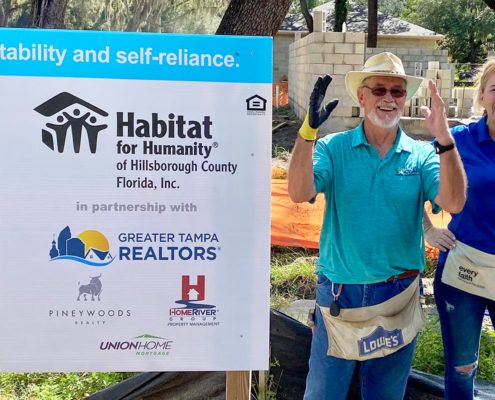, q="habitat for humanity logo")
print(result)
[99,334,173,357]
[34,92,108,153]
[49,226,114,266]
[168,275,219,327]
